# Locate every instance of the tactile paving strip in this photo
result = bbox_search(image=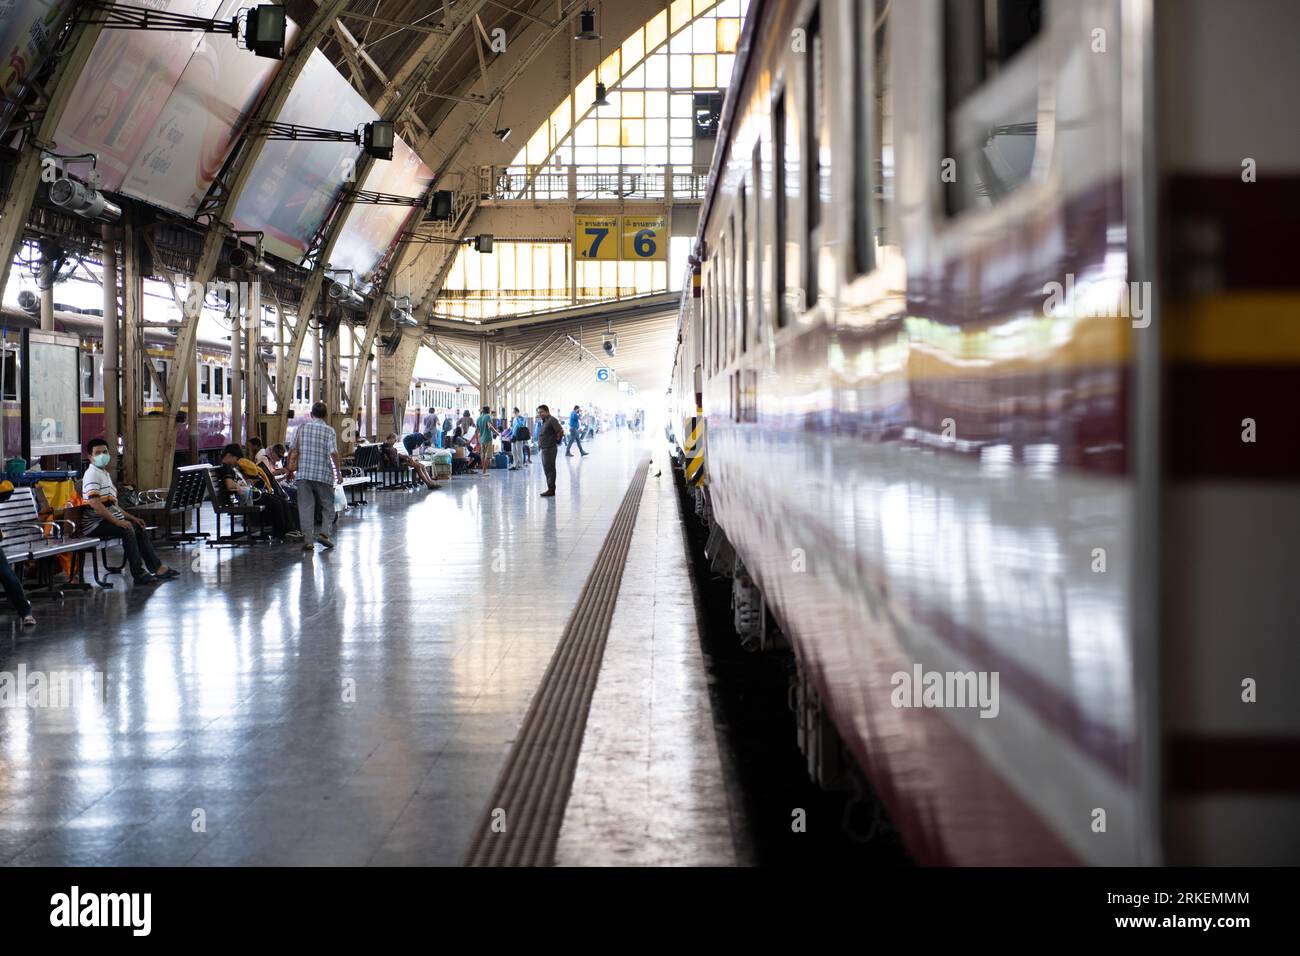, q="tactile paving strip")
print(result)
[464,457,651,866]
